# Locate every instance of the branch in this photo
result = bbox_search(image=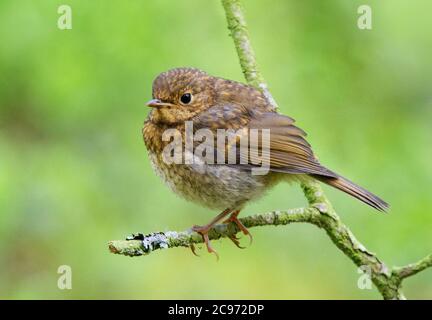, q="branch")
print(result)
[108,192,431,300]
[393,254,432,280]
[108,0,432,300]
[221,0,278,111]
[108,207,317,256]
